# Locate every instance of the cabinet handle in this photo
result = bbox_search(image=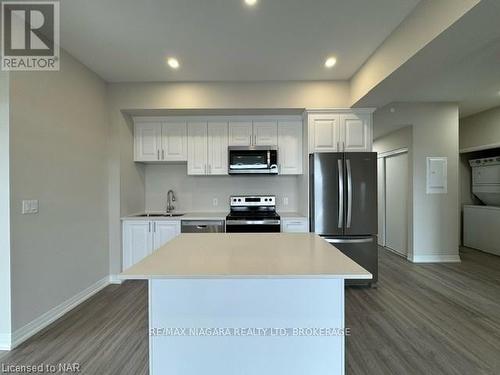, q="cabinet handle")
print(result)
[148,222,151,232]
[157,150,160,160]
[162,149,165,159]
